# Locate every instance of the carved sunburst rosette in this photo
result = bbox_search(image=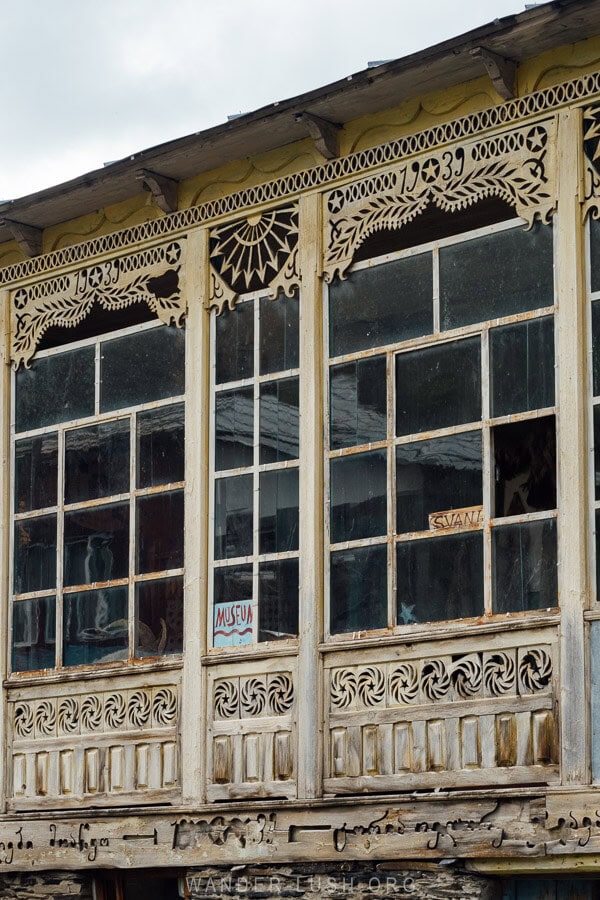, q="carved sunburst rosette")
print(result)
[11,239,186,368]
[323,119,557,282]
[208,205,300,312]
